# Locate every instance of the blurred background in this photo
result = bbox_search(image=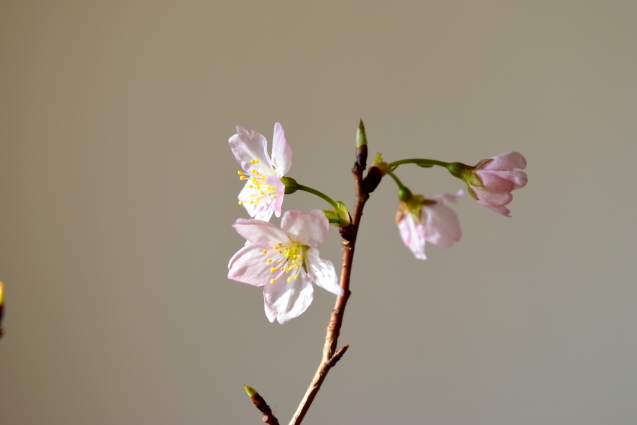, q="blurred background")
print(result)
[1,1,636,424]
